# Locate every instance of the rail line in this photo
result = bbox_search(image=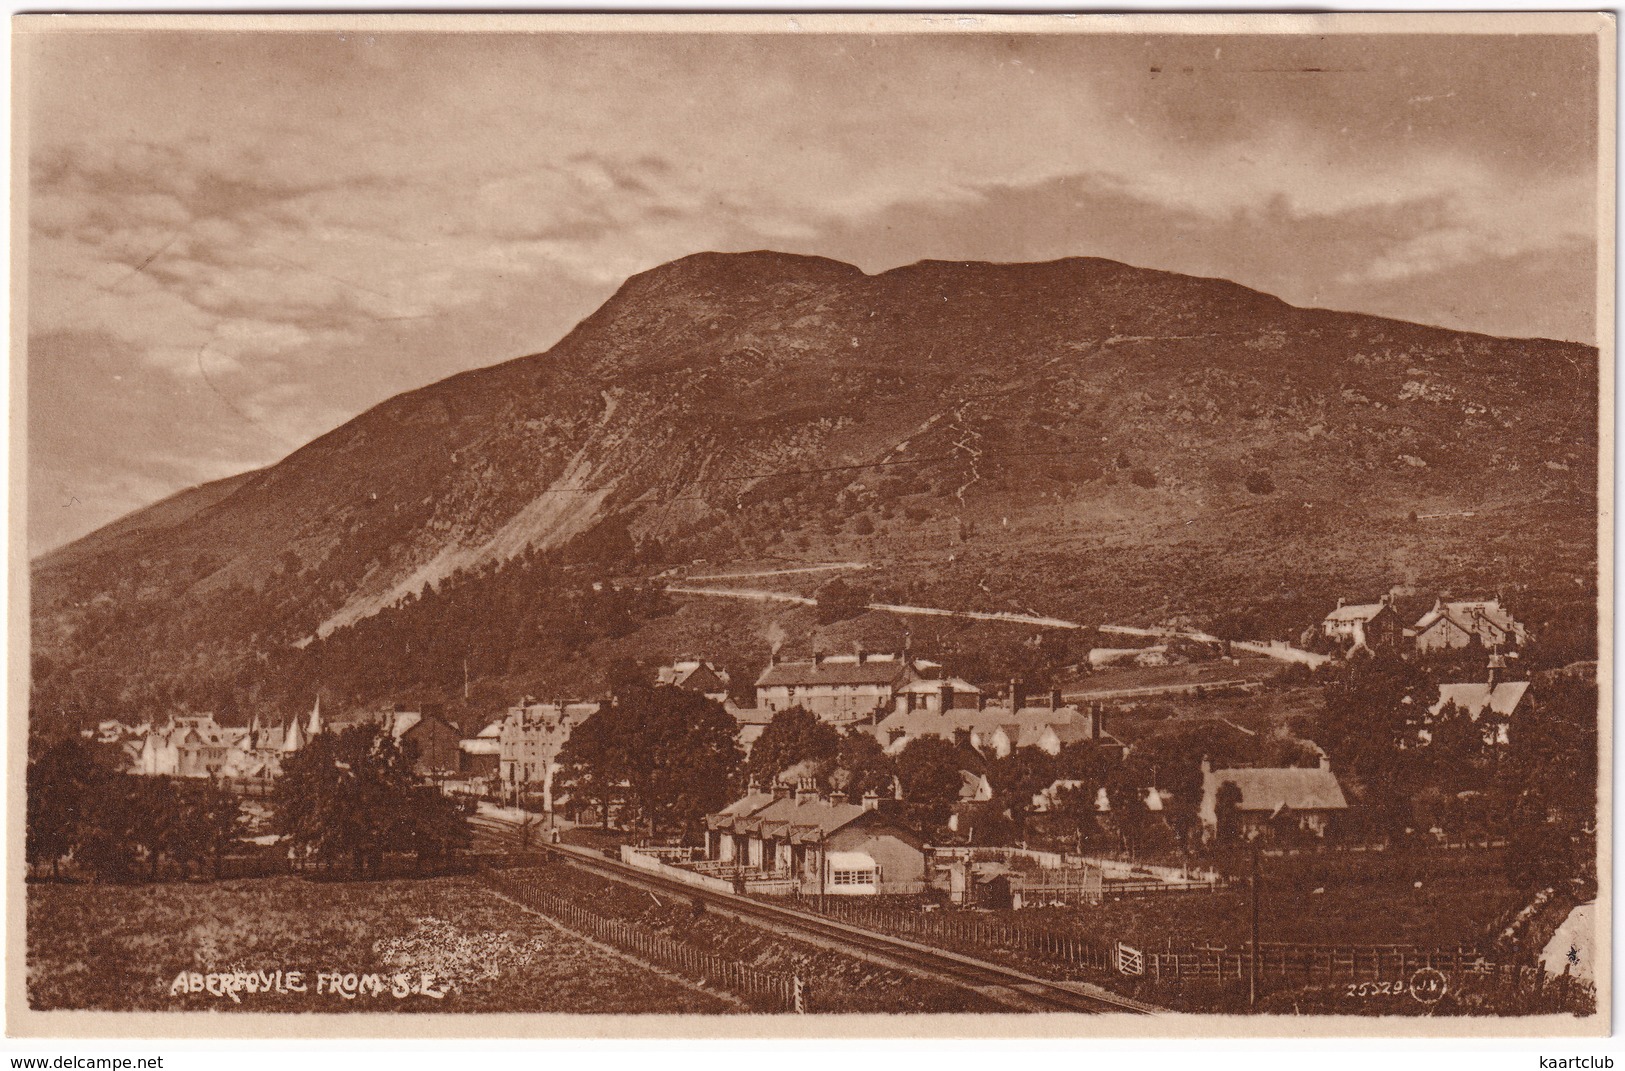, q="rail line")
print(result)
[478,826,1157,1015]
